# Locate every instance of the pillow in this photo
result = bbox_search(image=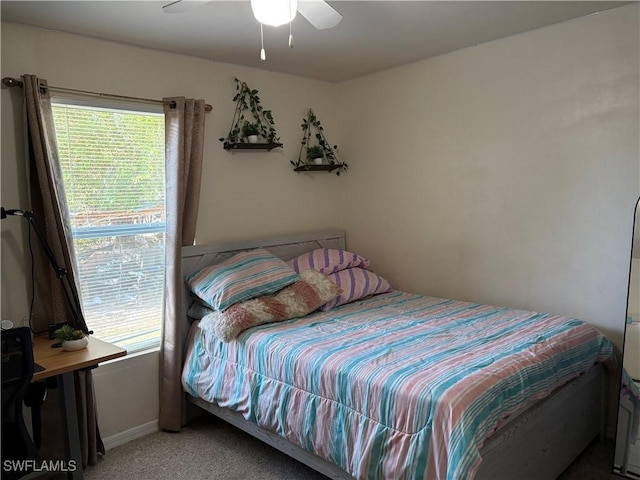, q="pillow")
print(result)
[187,301,214,320]
[185,248,298,311]
[320,267,392,311]
[287,248,370,275]
[200,268,342,342]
